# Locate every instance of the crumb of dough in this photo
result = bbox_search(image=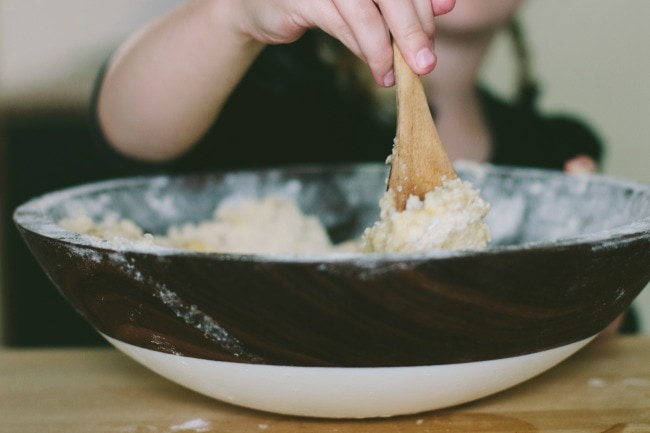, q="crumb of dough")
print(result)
[361,177,490,253]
